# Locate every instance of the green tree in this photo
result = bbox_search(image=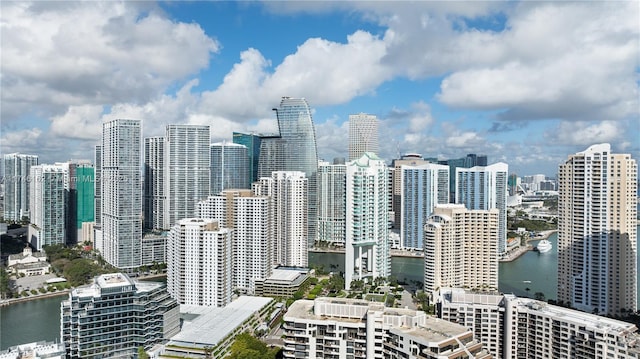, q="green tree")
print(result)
[227,333,278,359]
[137,346,149,359]
[0,266,11,298]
